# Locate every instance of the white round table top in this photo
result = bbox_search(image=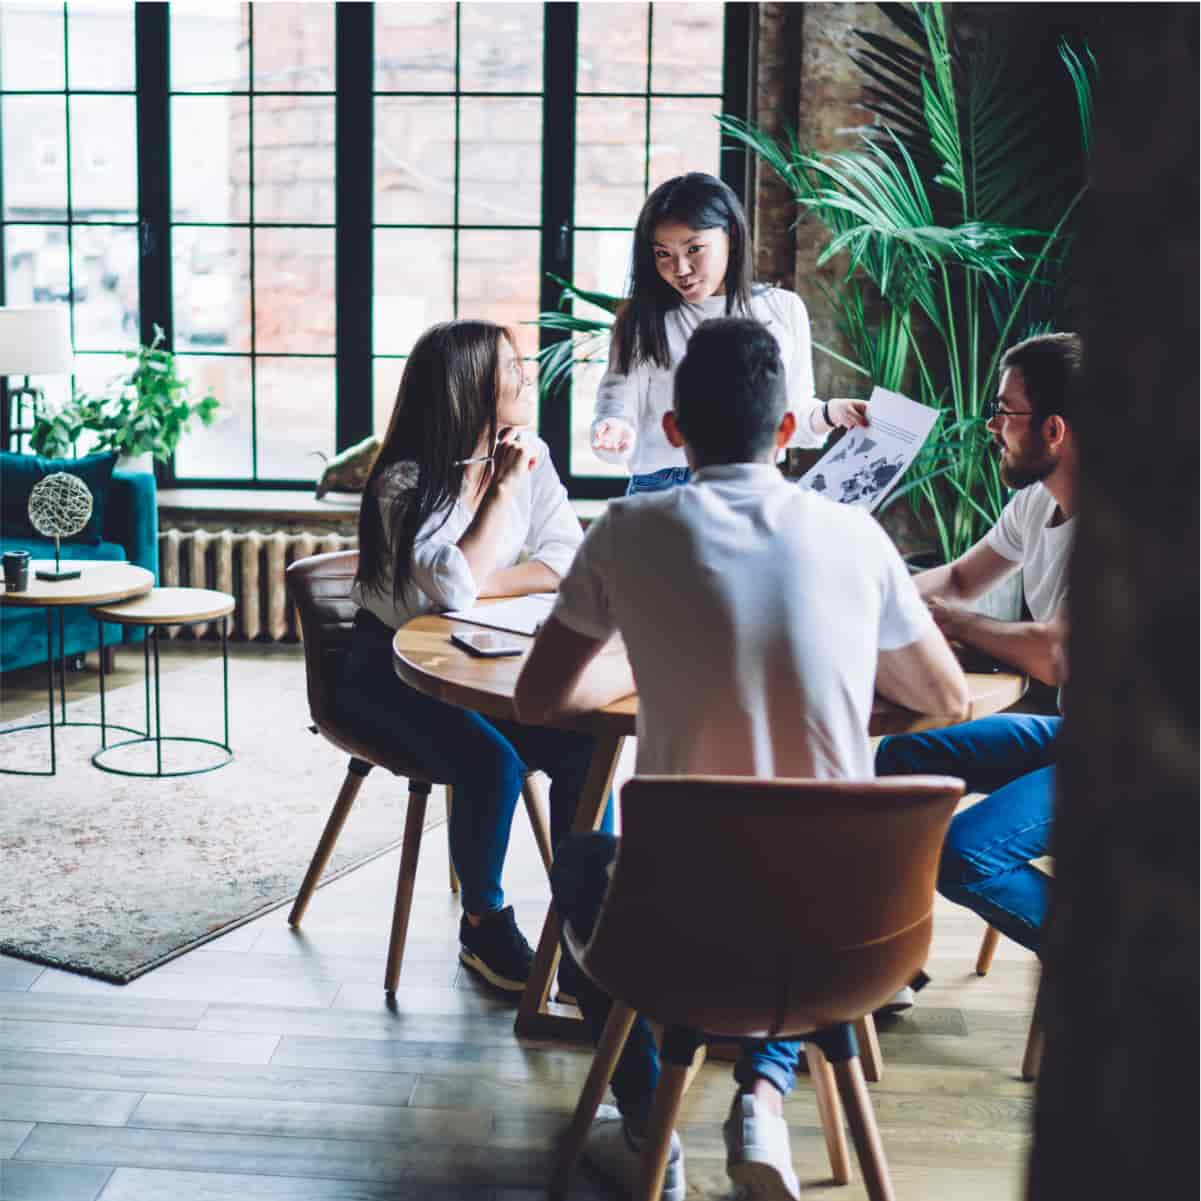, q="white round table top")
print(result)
[0,561,154,607]
[91,586,236,626]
